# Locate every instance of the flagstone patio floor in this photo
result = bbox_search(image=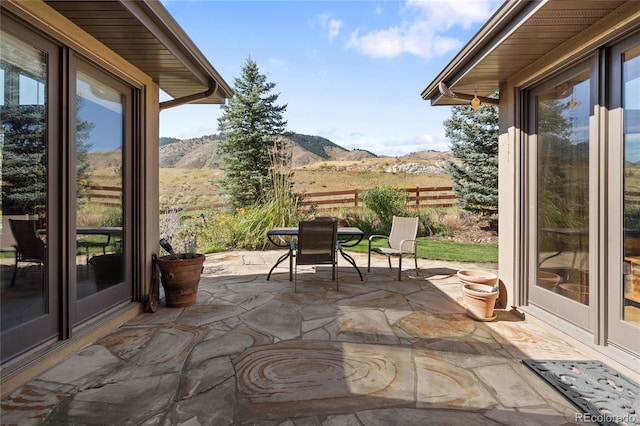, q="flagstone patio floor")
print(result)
[1,250,636,425]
